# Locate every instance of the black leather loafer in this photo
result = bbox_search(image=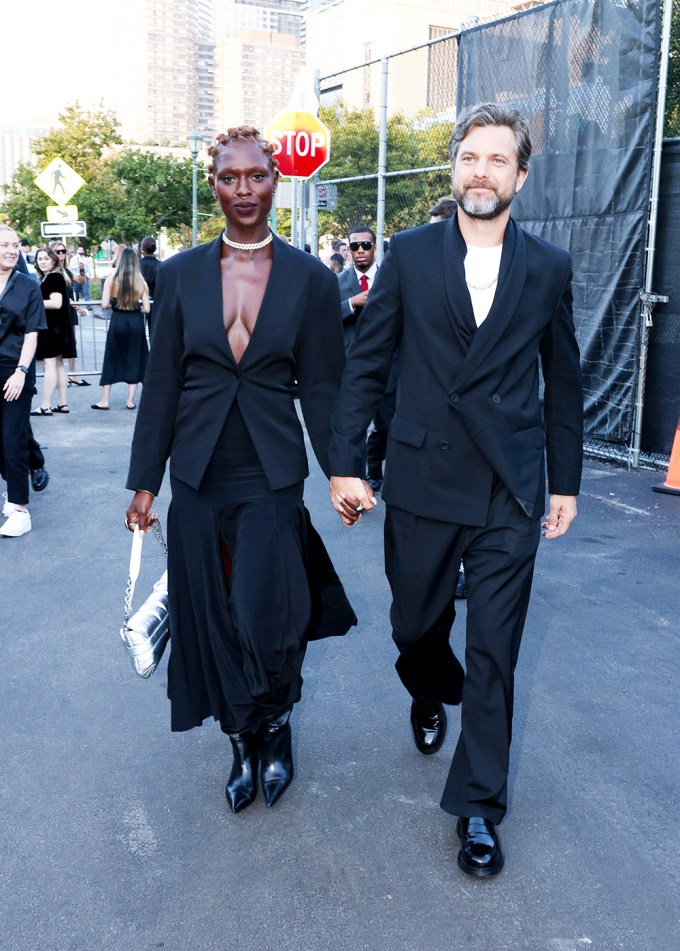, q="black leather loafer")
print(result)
[456,816,504,877]
[410,701,447,754]
[30,468,49,492]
